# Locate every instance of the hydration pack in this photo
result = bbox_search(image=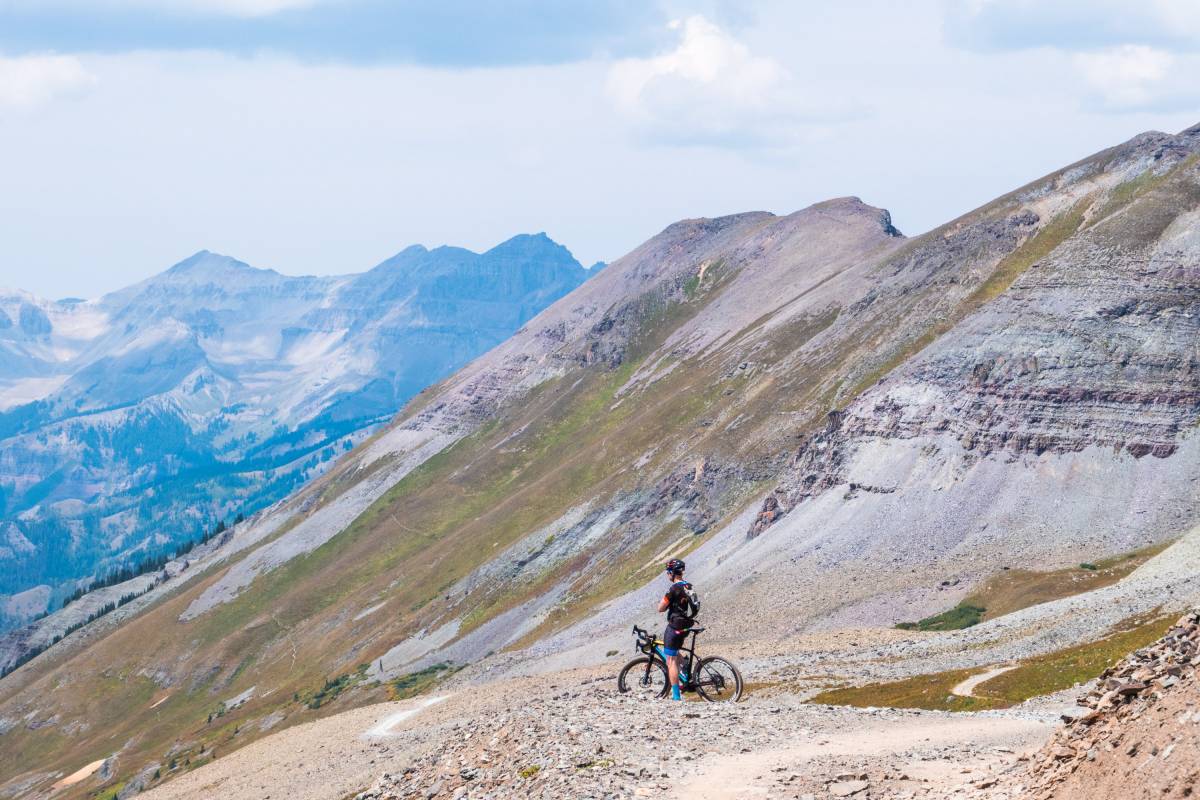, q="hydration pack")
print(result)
[676,580,700,620]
